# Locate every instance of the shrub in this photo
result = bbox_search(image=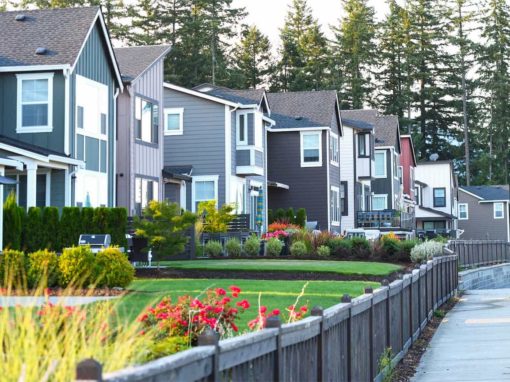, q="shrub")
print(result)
[0,249,27,288]
[317,245,331,257]
[275,208,286,222]
[95,247,134,288]
[290,241,308,256]
[225,238,242,257]
[204,240,223,257]
[312,231,334,251]
[243,235,260,257]
[28,249,59,288]
[351,237,371,259]
[59,207,82,250]
[295,208,307,228]
[197,201,235,233]
[24,207,44,253]
[381,236,400,260]
[108,208,128,247]
[266,237,284,257]
[41,207,59,251]
[397,240,418,262]
[290,229,314,253]
[268,209,274,224]
[81,207,97,234]
[3,192,23,250]
[58,246,97,287]
[328,238,352,258]
[410,241,444,263]
[93,207,109,234]
[286,208,295,224]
